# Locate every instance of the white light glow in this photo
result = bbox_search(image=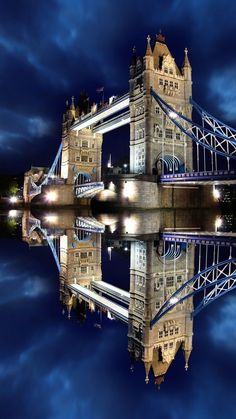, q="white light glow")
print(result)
[124,216,137,234]
[45,214,58,224]
[46,191,57,202]
[9,196,18,204]
[124,246,129,251]
[108,181,115,192]
[170,297,179,305]
[215,217,223,229]
[8,209,18,218]
[213,188,220,200]
[123,181,135,199]
[169,111,178,119]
